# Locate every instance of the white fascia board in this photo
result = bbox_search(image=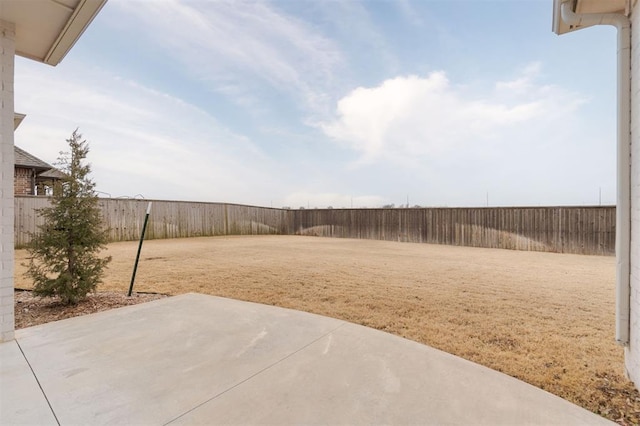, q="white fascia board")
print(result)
[44,0,108,66]
[13,113,25,130]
